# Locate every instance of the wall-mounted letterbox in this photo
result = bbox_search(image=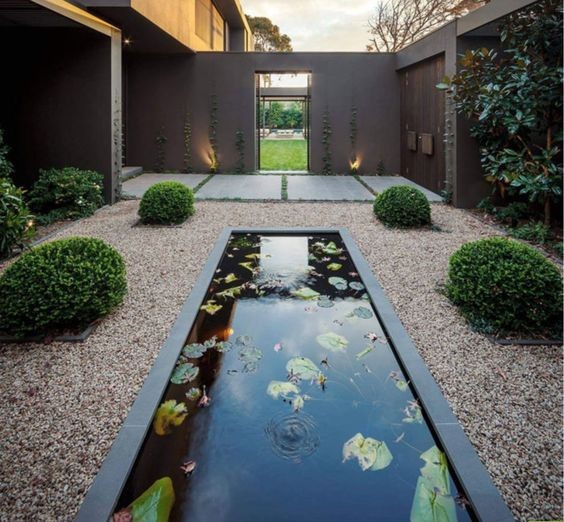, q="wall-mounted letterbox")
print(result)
[421,133,434,156]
